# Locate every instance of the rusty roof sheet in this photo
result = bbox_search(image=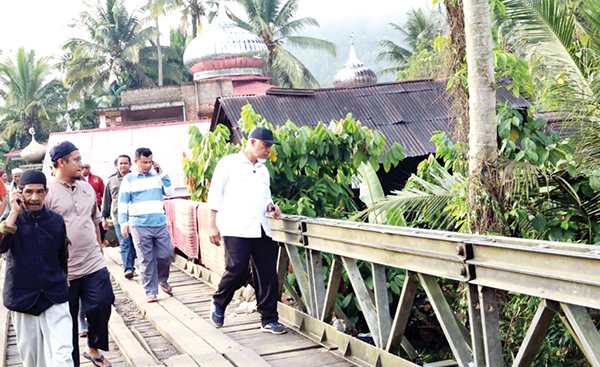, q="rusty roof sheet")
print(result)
[213,79,530,158]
